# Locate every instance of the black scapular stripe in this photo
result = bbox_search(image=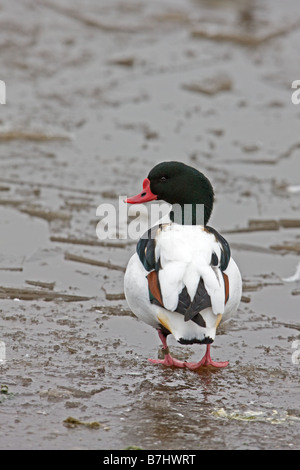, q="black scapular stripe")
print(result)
[205,225,231,271]
[136,225,161,272]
